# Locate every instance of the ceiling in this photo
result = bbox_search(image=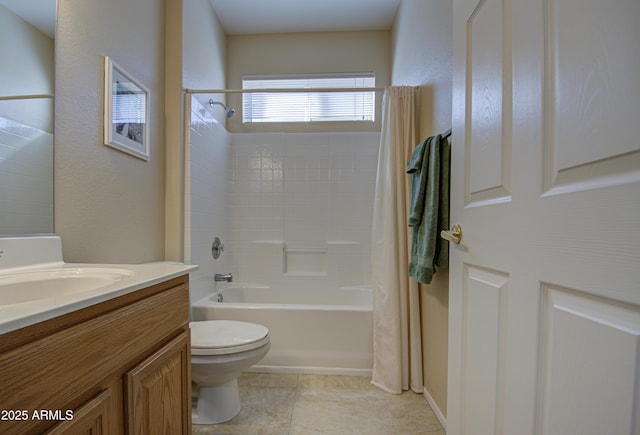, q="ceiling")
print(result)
[0,1,401,41]
[208,0,401,35]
